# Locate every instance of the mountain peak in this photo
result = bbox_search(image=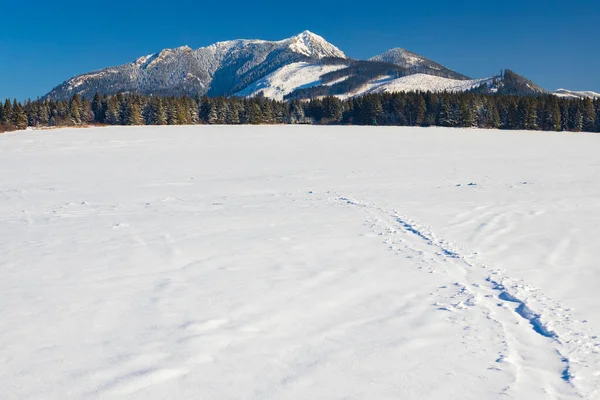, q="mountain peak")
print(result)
[370,47,470,80]
[283,30,347,59]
